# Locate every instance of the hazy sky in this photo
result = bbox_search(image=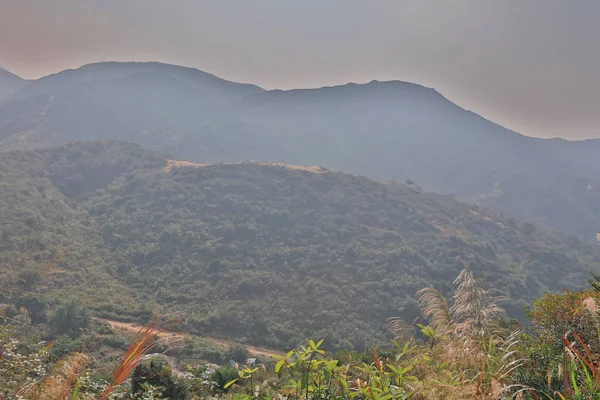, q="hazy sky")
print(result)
[2,0,599,139]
